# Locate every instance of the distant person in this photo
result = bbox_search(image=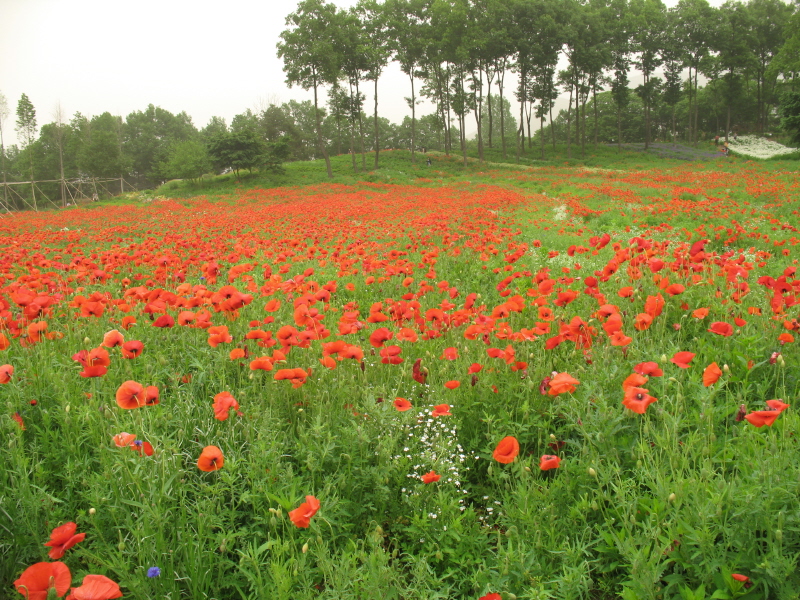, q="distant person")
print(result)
[426,157,432,166]
[715,135,719,146]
